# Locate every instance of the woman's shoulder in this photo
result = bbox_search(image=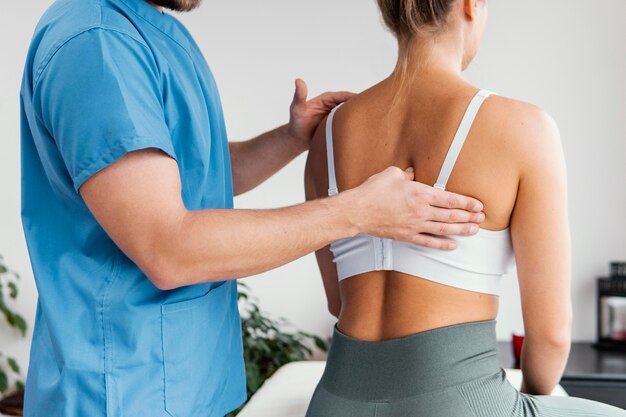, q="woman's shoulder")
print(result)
[306,86,385,197]
[483,95,559,141]
[480,94,561,162]
[332,83,389,127]
[309,83,385,154]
